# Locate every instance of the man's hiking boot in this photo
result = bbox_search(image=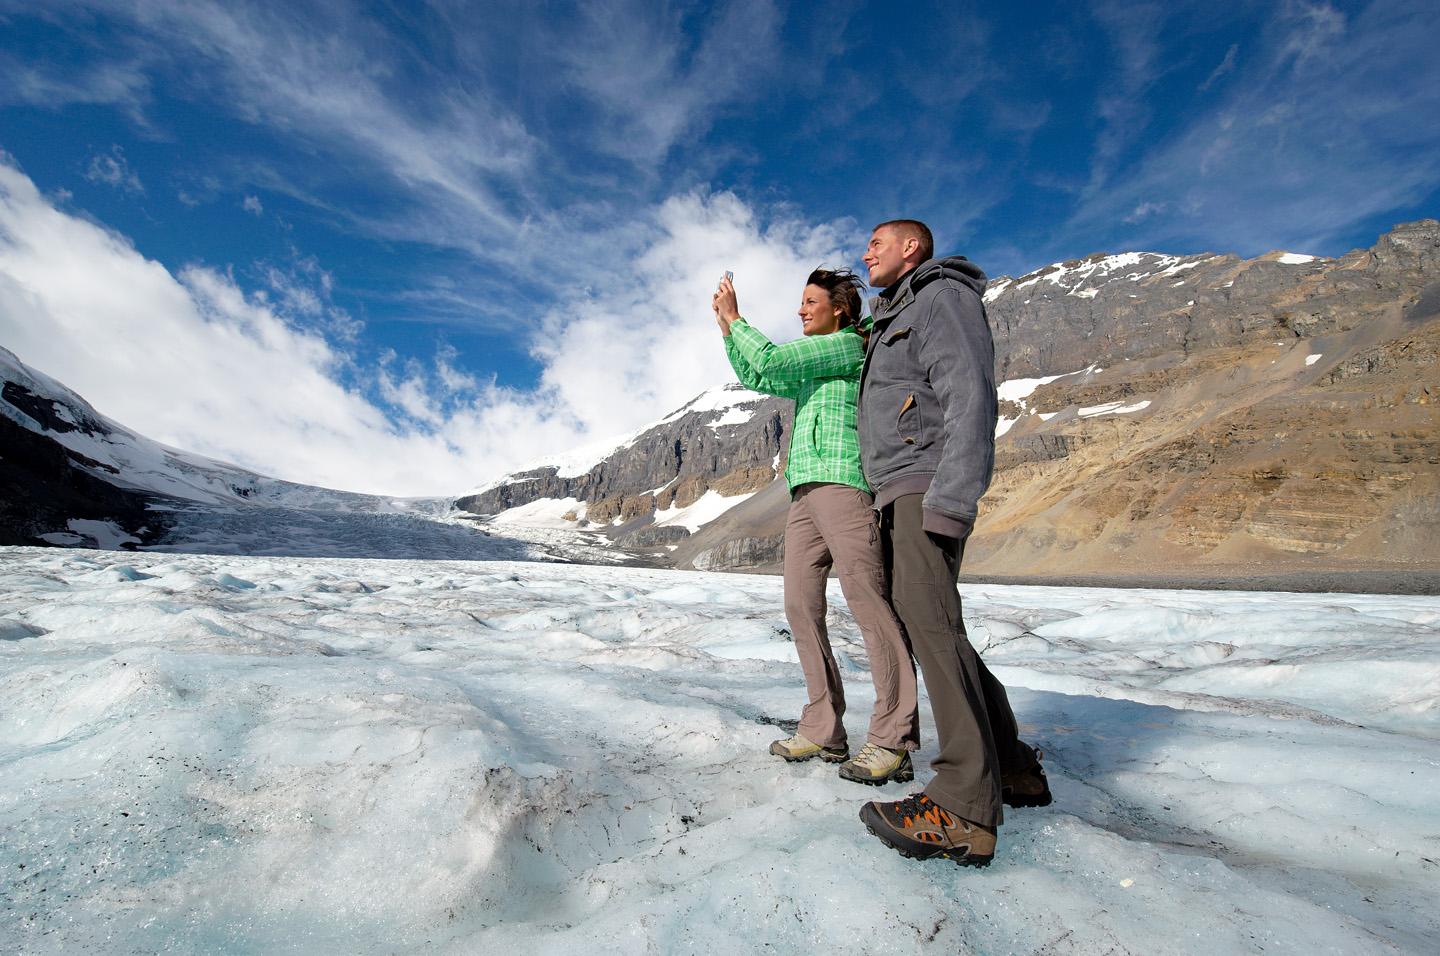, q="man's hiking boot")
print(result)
[769,733,848,763]
[838,743,914,785]
[1002,743,1052,808]
[859,792,995,867]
